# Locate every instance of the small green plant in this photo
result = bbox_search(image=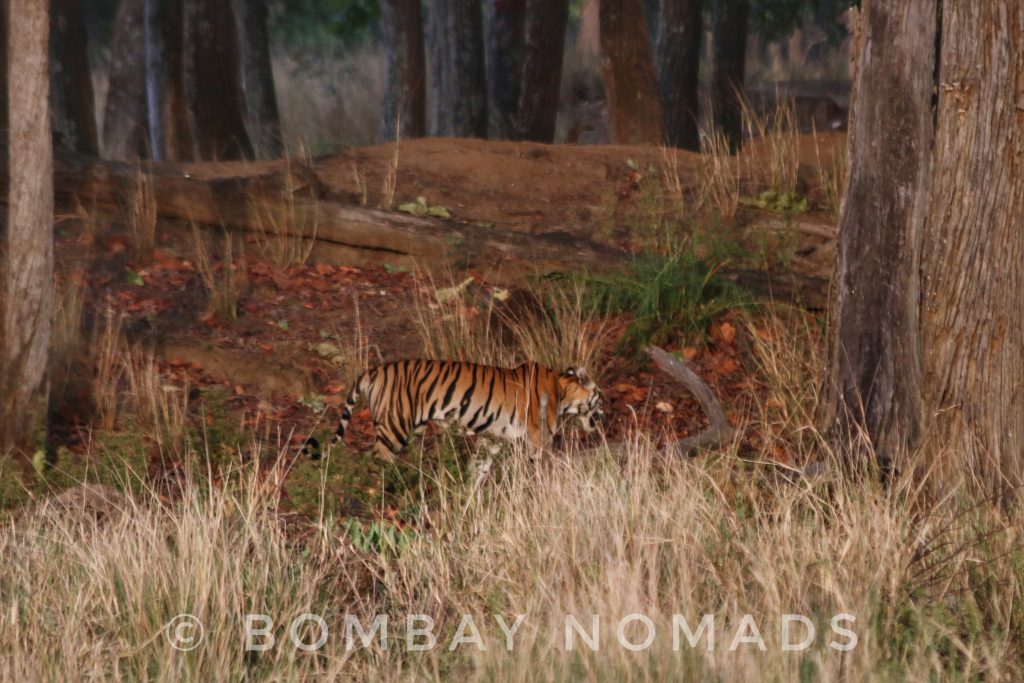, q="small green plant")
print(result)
[740,190,809,214]
[572,245,751,349]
